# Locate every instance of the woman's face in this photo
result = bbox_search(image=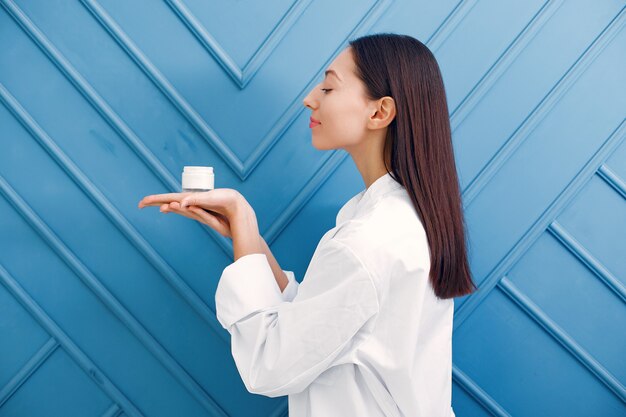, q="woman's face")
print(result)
[303,47,374,150]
